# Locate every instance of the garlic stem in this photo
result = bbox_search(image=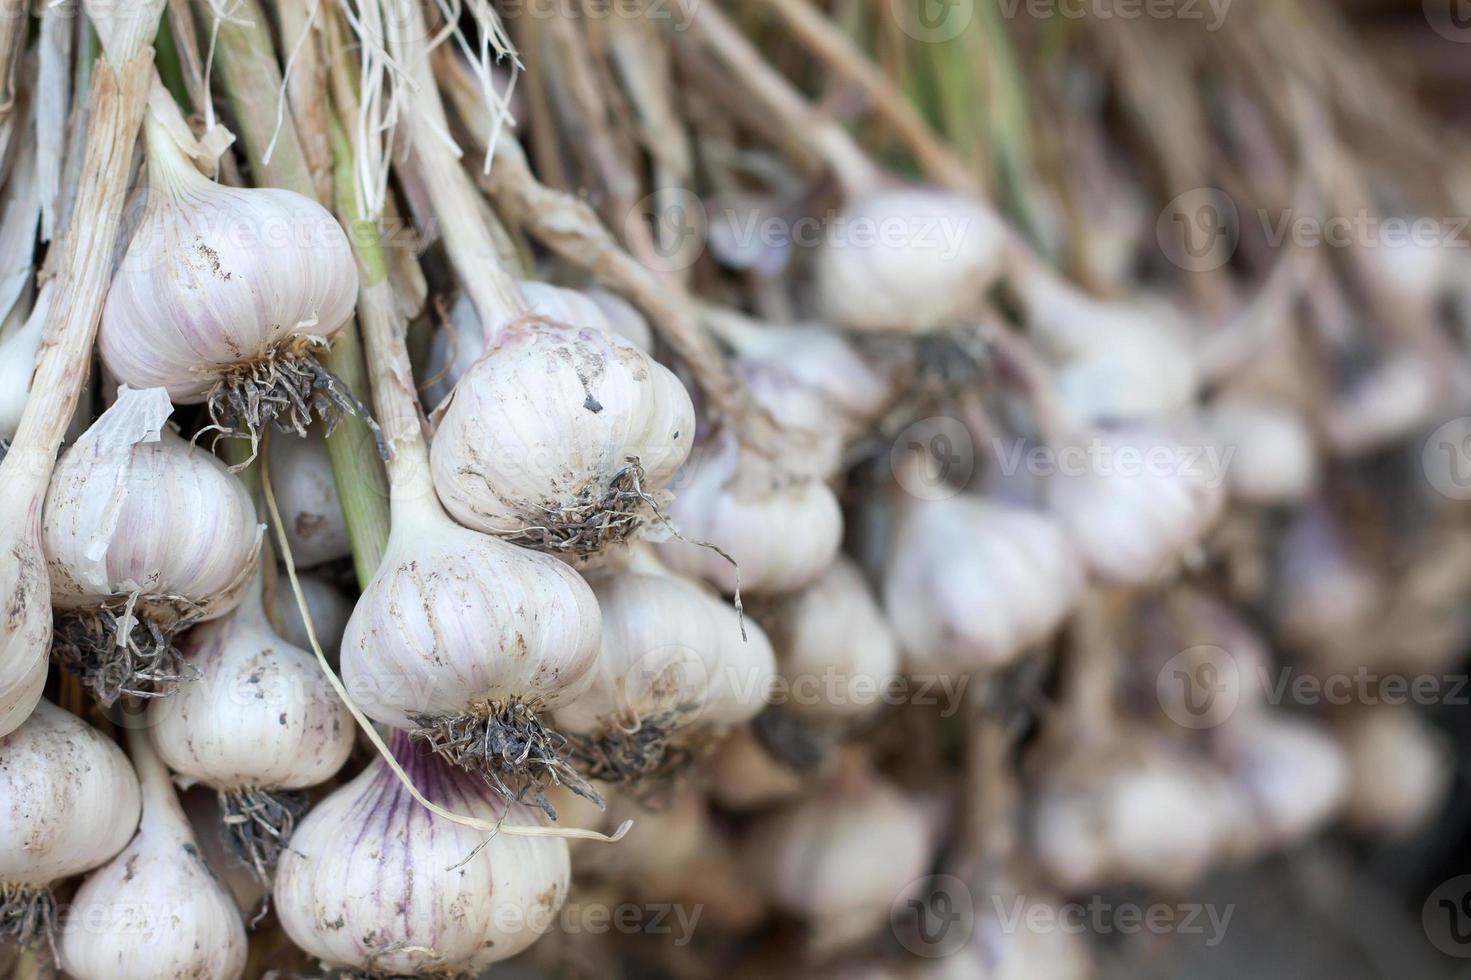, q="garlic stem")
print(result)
[386,0,527,340]
[125,723,190,838]
[675,0,882,197]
